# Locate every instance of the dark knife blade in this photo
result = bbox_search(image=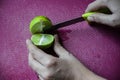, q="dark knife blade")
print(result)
[43,16,85,34]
